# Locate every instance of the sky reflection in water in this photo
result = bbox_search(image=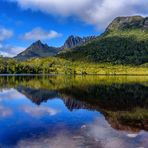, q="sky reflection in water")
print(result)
[0,76,147,148]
